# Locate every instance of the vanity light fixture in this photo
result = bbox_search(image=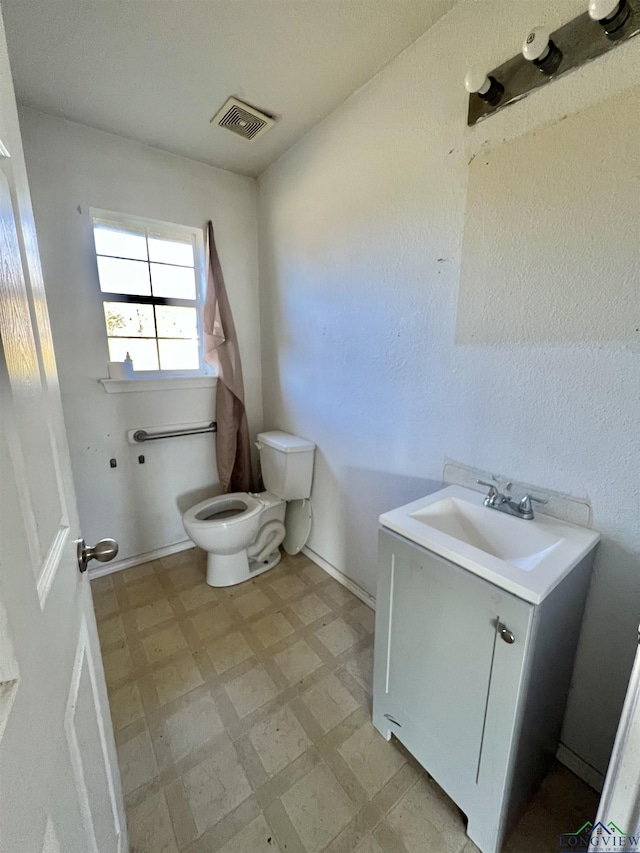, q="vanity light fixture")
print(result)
[589,0,631,34]
[522,26,563,74]
[464,68,504,105]
[466,3,640,126]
